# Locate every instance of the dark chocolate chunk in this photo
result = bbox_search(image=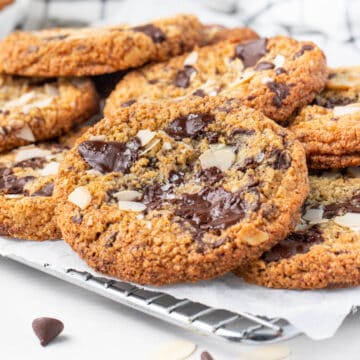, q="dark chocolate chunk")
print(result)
[261,226,323,263]
[168,170,184,185]
[0,169,35,194]
[31,182,54,197]
[78,139,141,174]
[92,71,126,98]
[232,128,255,136]
[71,214,83,224]
[164,113,214,140]
[323,194,360,219]
[269,149,291,170]
[141,183,170,210]
[234,38,267,68]
[32,317,64,347]
[255,61,274,71]
[193,89,206,98]
[267,81,290,107]
[148,79,158,84]
[121,99,137,108]
[132,24,167,43]
[206,131,219,144]
[105,231,118,248]
[312,95,355,109]
[15,157,46,170]
[275,67,287,75]
[198,167,224,185]
[294,44,314,59]
[174,65,196,88]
